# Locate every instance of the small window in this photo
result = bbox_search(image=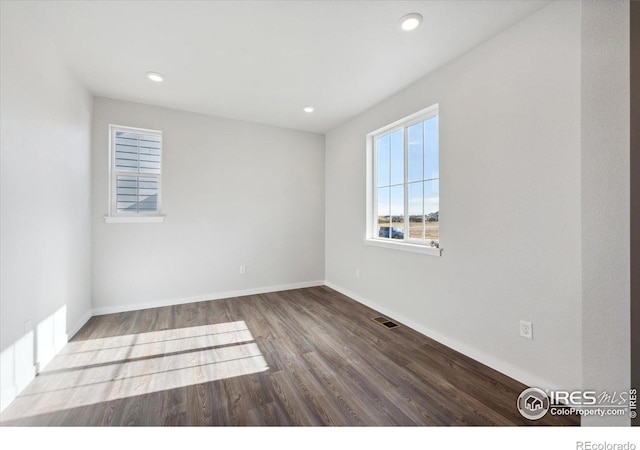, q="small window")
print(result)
[366,105,440,254]
[108,125,163,220]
